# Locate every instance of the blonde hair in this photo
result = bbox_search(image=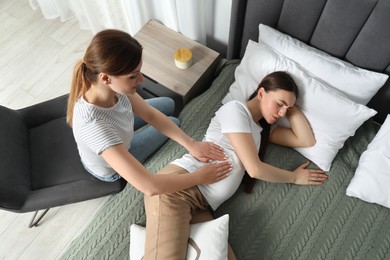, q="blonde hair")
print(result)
[66,29,143,126]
